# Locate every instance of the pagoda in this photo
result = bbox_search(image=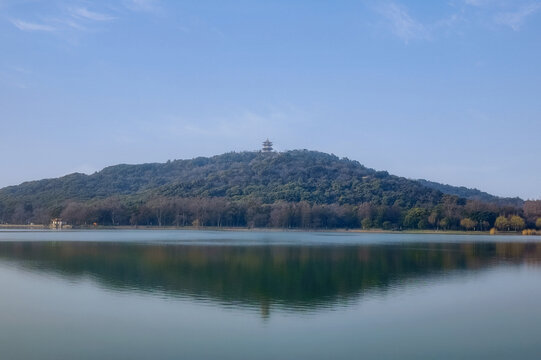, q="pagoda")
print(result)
[262,139,273,152]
